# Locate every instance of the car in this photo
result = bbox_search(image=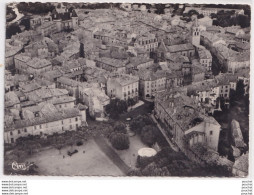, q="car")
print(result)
[67,149,78,156]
